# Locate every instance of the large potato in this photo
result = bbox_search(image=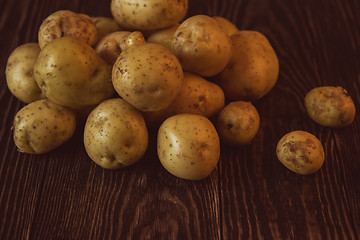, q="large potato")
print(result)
[110,0,188,30]
[147,24,179,50]
[217,30,279,101]
[112,42,184,111]
[5,43,46,103]
[213,16,239,36]
[304,86,356,127]
[216,101,260,146]
[276,131,325,175]
[157,113,220,180]
[172,15,232,77]
[12,99,76,154]
[92,17,121,41]
[34,37,114,110]
[143,72,225,125]
[38,10,98,49]
[84,98,148,169]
